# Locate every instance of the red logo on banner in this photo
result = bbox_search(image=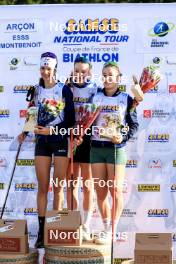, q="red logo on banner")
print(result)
[169,85,176,93]
[19,110,27,118]
[143,110,152,118]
